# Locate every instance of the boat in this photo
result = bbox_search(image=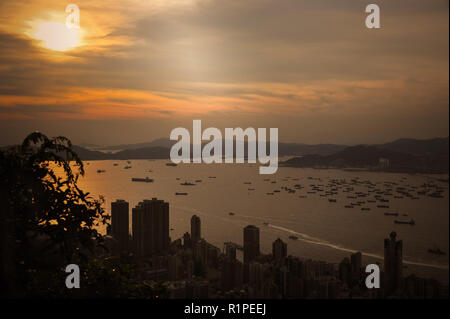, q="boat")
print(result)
[175,192,188,196]
[263,222,269,226]
[328,199,337,203]
[394,219,415,226]
[180,182,195,186]
[166,162,178,167]
[97,169,106,173]
[113,163,118,166]
[229,212,235,216]
[195,180,202,183]
[361,207,371,211]
[428,247,446,256]
[428,192,444,198]
[131,177,154,183]
[289,235,299,240]
[124,165,131,169]
[384,212,399,216]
